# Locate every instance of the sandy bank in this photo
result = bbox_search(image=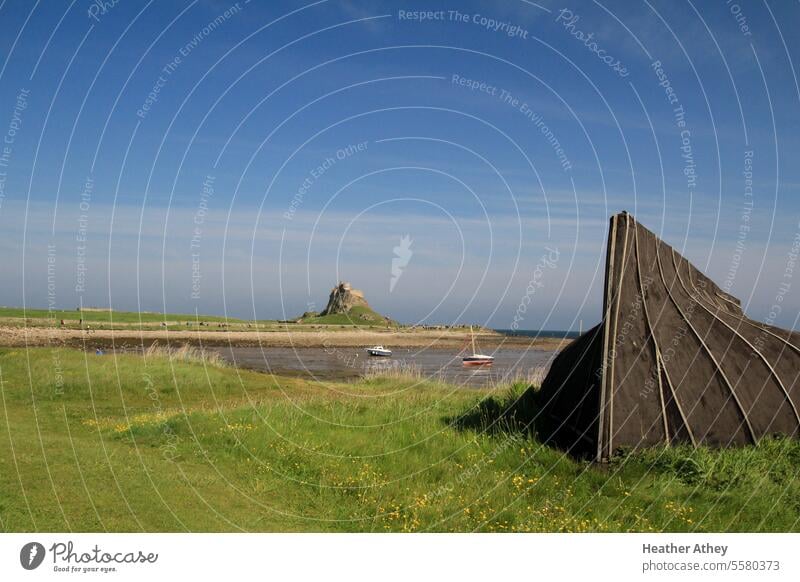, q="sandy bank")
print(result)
[0,325,569,351]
